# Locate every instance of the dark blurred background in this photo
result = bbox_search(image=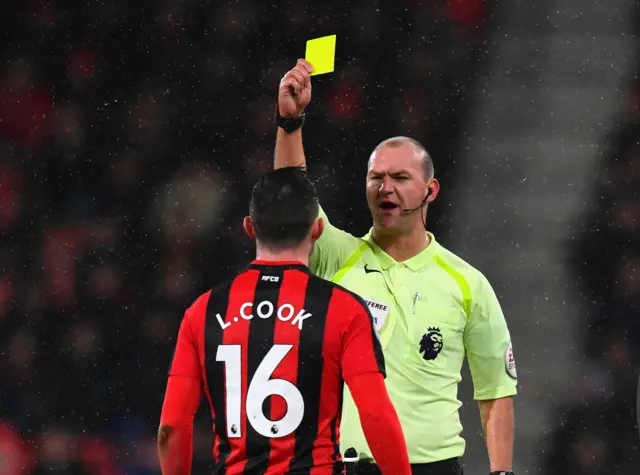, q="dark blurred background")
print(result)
[0,0,638,474]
